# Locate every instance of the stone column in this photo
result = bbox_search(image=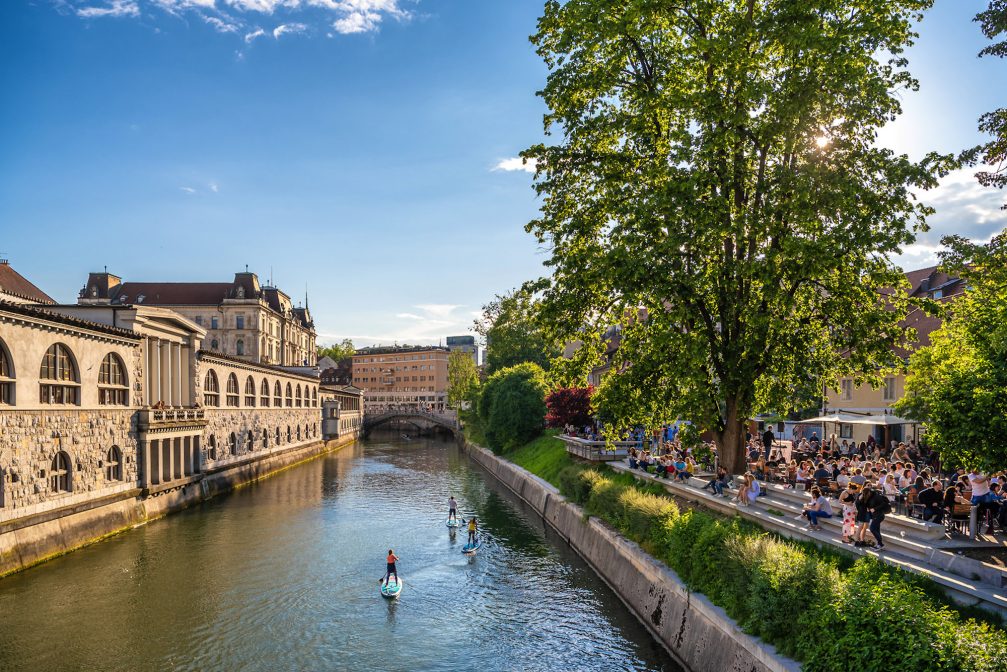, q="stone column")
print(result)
[173,342,182,407]
[160,341,171,407]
